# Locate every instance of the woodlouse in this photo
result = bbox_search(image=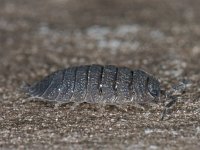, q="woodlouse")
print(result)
[24,64,160,104]
[23,64,186,120]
